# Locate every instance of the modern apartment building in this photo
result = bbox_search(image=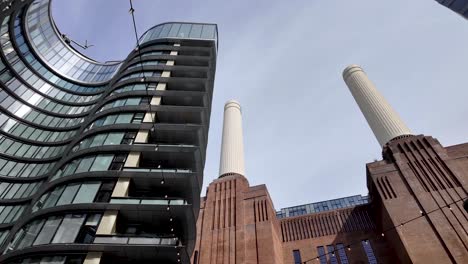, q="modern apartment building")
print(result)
[436,0,468,19]
[192,66,468,264]
[0,0,217,263]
